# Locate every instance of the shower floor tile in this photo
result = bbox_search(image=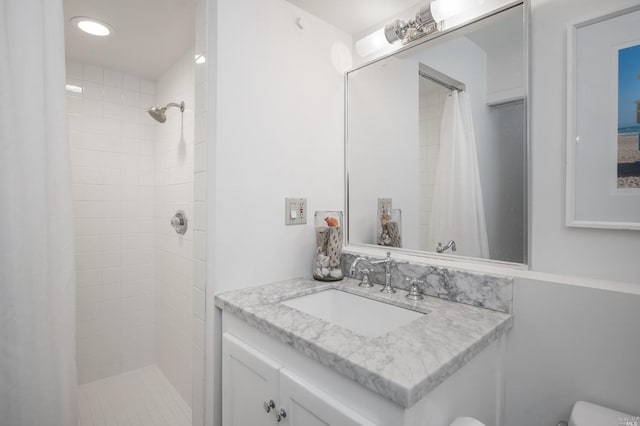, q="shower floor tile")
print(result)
[78,365,191,426]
